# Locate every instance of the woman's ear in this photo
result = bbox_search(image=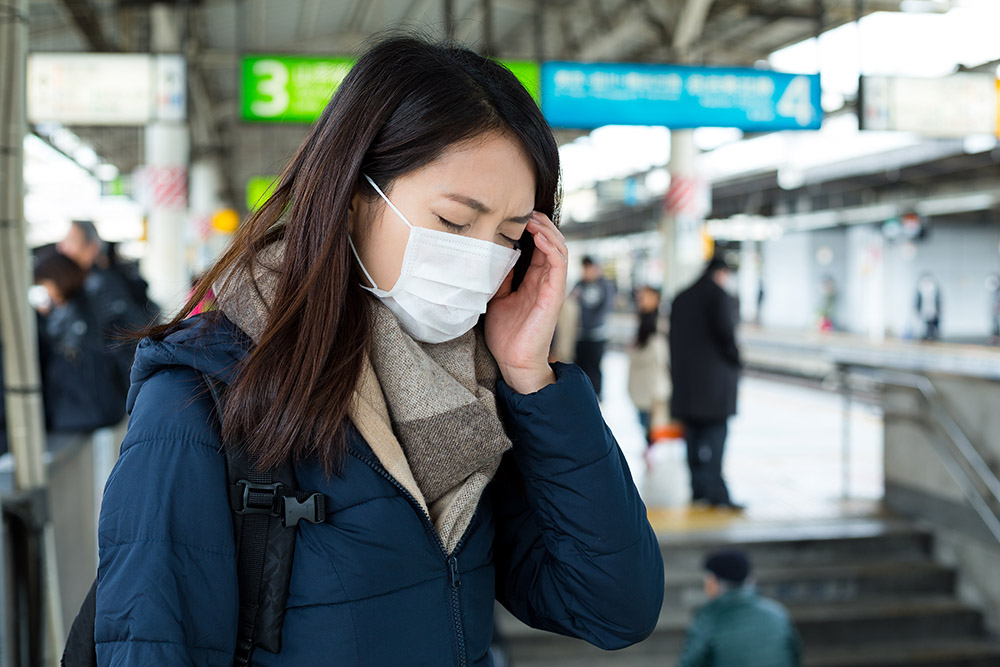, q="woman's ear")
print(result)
[348,191,360,235]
